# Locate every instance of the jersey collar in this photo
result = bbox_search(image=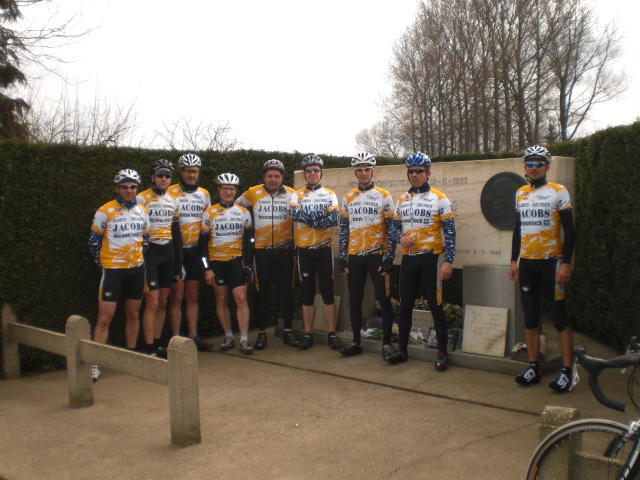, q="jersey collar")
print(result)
[408,183,431,194]
[529,176,549,189]
[358,183,375,192]
[116,194,138,209]
[264,184,287,195]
